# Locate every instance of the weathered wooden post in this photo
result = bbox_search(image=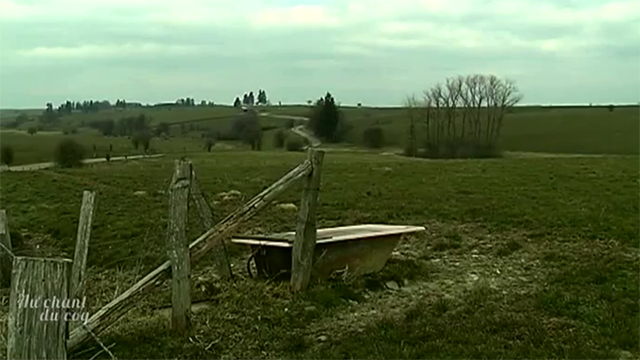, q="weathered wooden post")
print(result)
[166,159,191,334]
[8,257,72,359]
[190,168,232,278]
[68,158,314,350]
[70,191,96,299]
[291,148,324,292]
[0,209,13,288]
